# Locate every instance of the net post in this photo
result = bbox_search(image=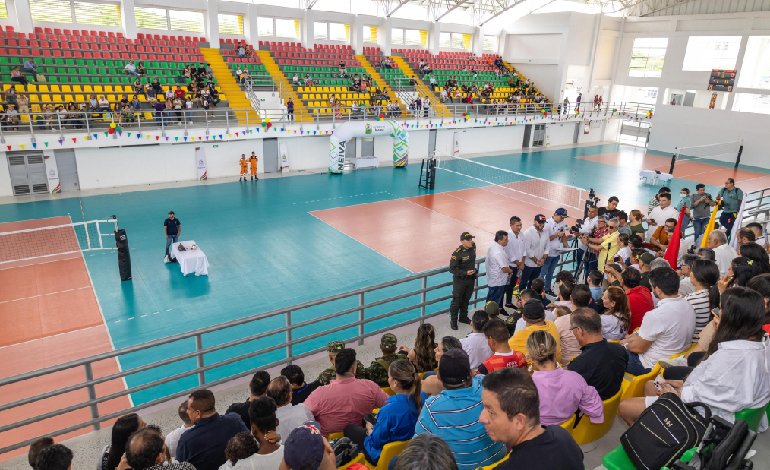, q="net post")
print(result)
[669,152,677,175]
[96,221,103,249]
[735,144,743,170]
